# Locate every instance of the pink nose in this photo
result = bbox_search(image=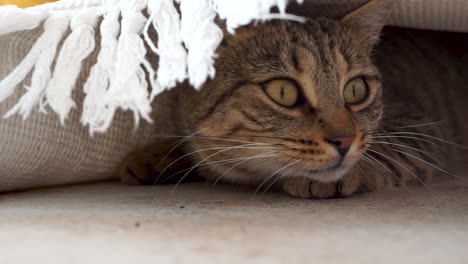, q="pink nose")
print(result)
[325,135,355,156]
